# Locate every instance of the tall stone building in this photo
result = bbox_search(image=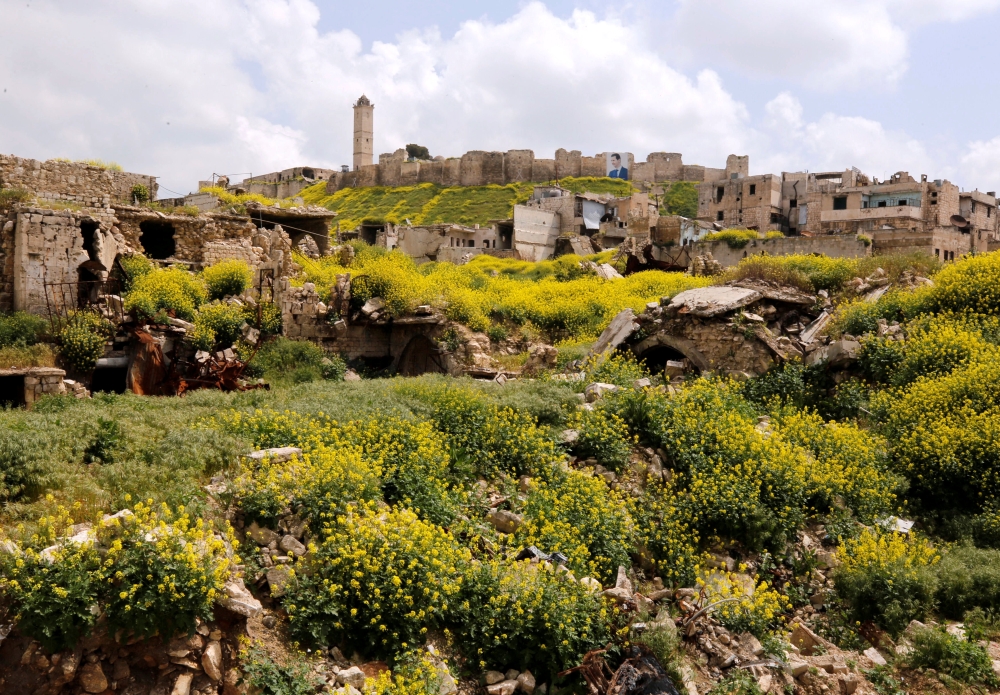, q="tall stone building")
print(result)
[353,95,374,171]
